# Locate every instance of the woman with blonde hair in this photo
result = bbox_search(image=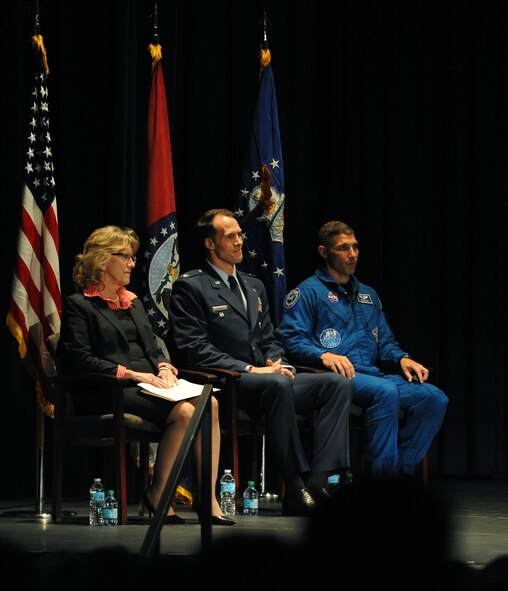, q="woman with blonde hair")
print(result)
[58,225,234,525]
